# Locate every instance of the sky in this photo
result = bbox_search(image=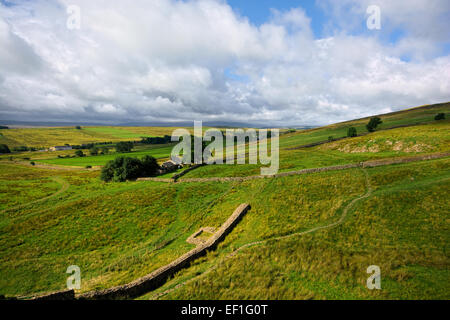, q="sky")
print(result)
[0,0,449,126]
